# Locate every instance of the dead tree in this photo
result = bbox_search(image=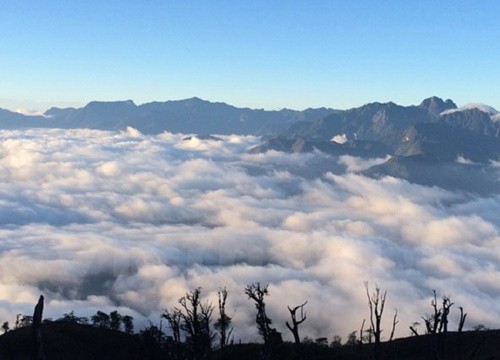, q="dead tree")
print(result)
[214,287,233,349]
[389,310,399,341]
[421,291,454,335]
[422,291,439,334]
[32,295,45,360]
[414,291,458,359]
[365,328,373,344]
[409,322,420,336]
[244,283,273,344]
[200,300,215,351]
[438,296,453,334]
[244,283,281,360]
[285,301,307,345]
[163,308,182,344]
[457,306,467,360]
[458,306,467,333]
[163,308,183,360]
[365,282,387,360]
[359,319,366,344]
[177,288,214,360]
